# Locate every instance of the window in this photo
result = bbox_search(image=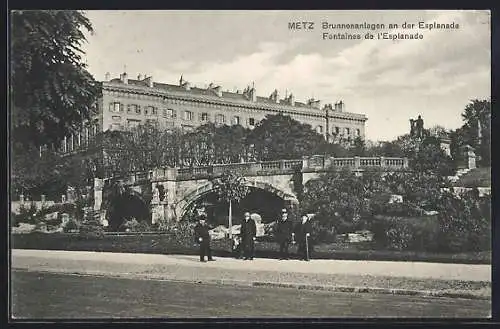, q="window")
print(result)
[345,127,350,135]
[215,114,225,124]
[127,119,141,129]
[112,116,121,121]
[145,106,156,116]
[201,112,209,122]
[183,111,193,121]
[334,127,340,135]
[109,102,122,113]
[164,108,175,118]
[316,125,323,133]
[248,117,255,126]
[232,116,241,125]
[128,104,140,114]
[356,129,361,136]
[146,119,158,128]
